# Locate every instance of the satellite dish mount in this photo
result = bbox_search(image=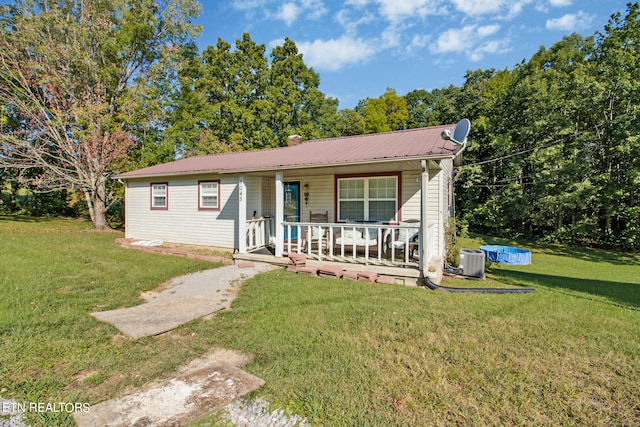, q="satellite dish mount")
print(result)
[441,118,470,146]
[441,118,471,159]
